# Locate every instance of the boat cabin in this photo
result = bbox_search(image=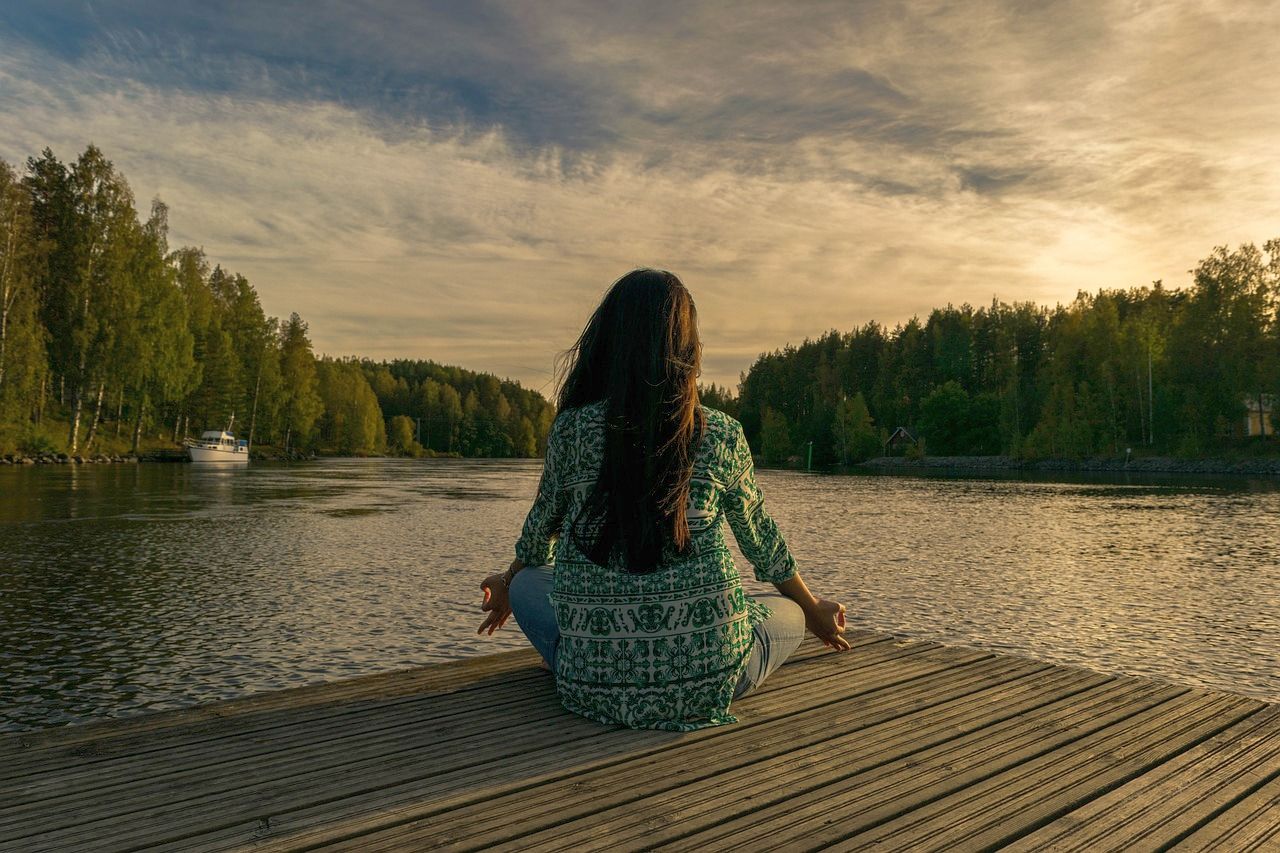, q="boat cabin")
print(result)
[192,427,247,448]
